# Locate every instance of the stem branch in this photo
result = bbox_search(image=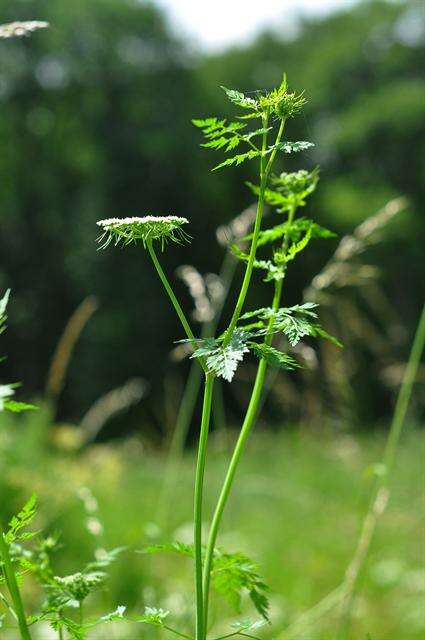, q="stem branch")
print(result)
[0,528,32,640]
[194,373,215,640]
[147,240,207,372]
